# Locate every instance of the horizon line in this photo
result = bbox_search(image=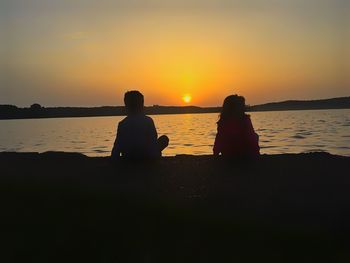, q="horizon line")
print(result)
[1,95,349,108]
